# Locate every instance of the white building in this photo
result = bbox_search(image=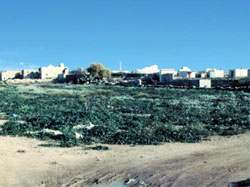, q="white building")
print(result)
[189,72,197,78]
[0,70,22,81]
[177,67,197,78]
[178,71,197,78]
[196,71,207,78]
[22,69,40,79]
[159,69,176,82]
[204,68,216,73]
[179,66,191,72]
[40,63,69,79]
[112,70,130,73]
[229,69,248,78]
[198,79,211,88]
[208,70,224,78]
[160,69,176,75]
[178,67,192,78]
[136,65,159,74]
